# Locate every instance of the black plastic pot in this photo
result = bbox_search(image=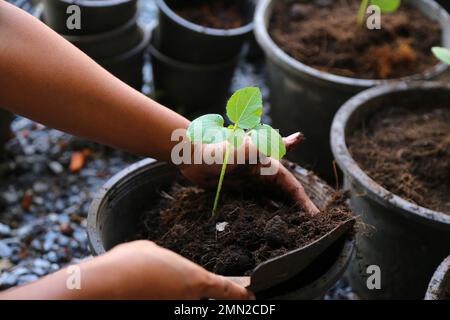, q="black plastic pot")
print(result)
[425,255,450,300]
[87,159,355,300]
[331,82,450,300]
[0,110,13,156]
[154,0,255,64]
[99,25,151,90]
[149,30,238,116]
[43,0,137,35]
[254,0,450,182]
[62,14,142,60]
